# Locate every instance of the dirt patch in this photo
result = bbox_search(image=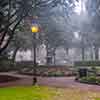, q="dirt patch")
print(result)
[0,75,20,83]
